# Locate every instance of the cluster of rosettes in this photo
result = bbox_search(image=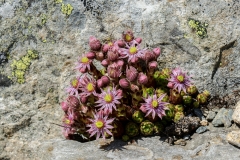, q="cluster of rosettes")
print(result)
[60,31,210,141]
